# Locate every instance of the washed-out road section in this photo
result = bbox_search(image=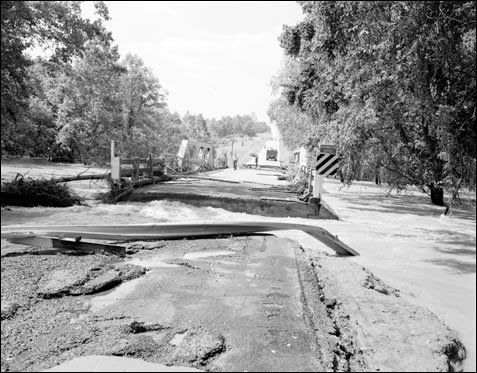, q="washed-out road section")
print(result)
[1,234,465,372]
